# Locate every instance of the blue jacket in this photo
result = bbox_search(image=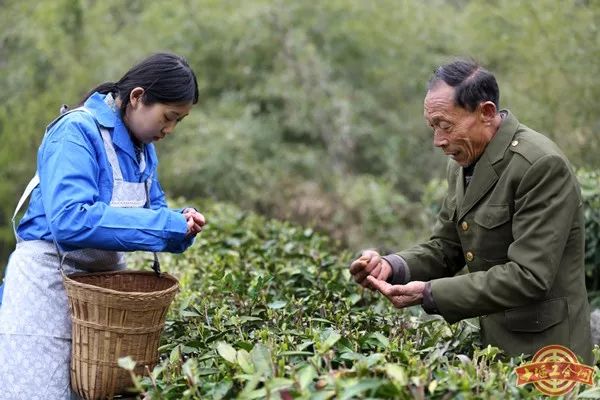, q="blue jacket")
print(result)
[17,92,193,253]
